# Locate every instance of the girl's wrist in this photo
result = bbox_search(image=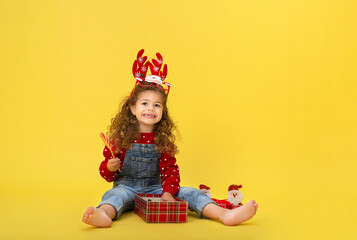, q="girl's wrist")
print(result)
[107,166,117,172]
